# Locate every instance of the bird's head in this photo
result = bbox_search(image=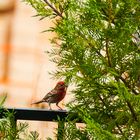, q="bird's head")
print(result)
[55,81,68,90]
